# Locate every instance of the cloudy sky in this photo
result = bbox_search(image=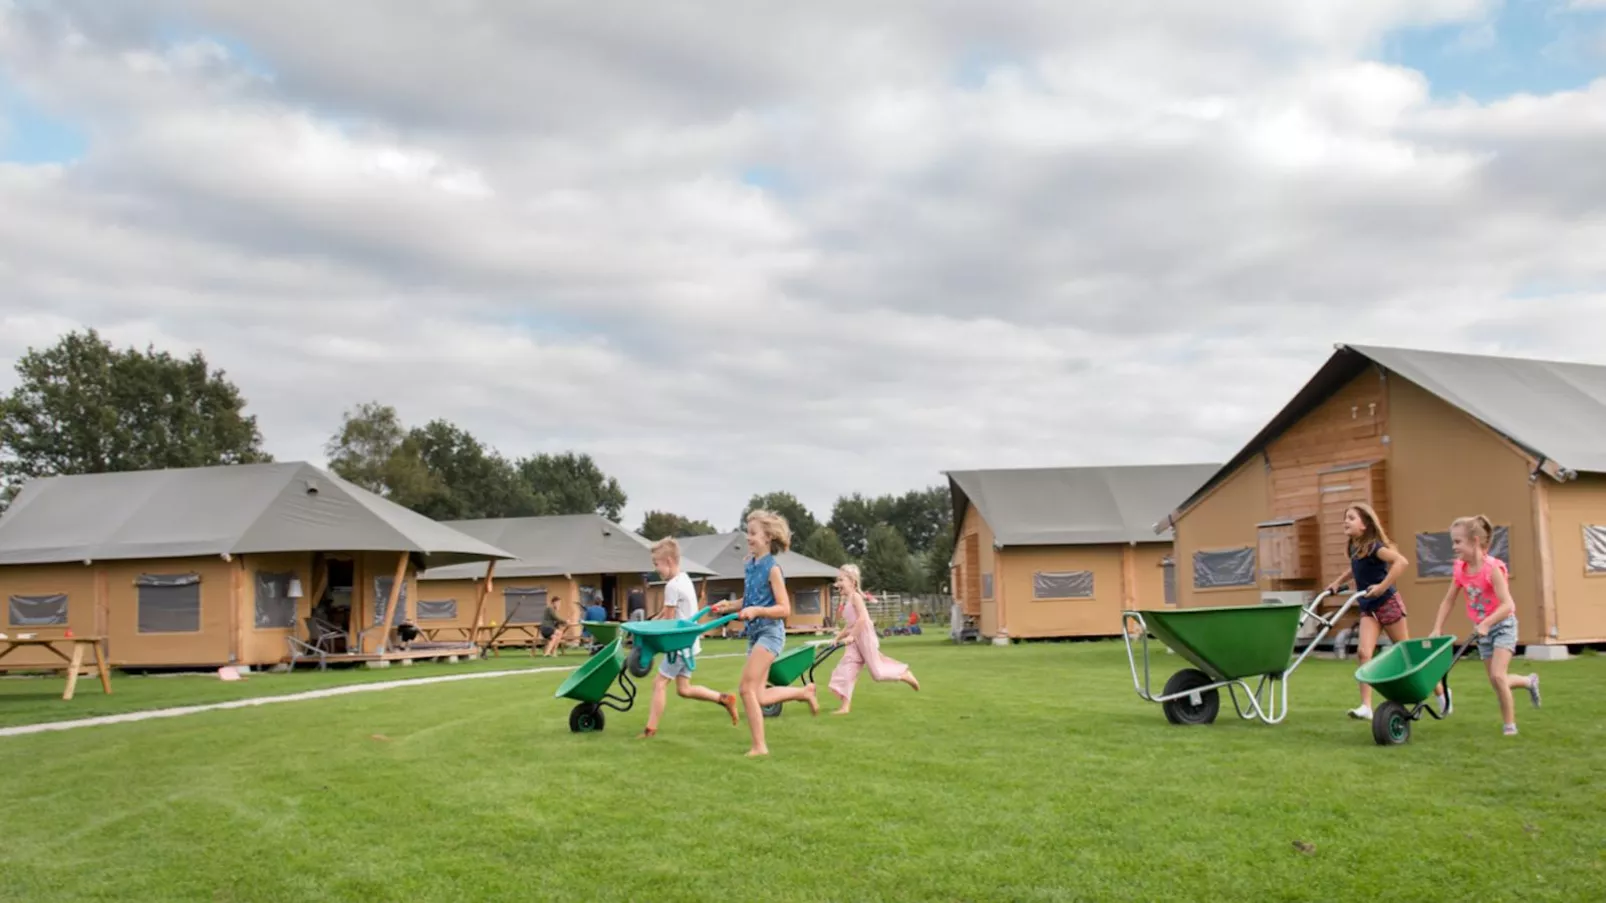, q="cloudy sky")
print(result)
[2,0,1604,530]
